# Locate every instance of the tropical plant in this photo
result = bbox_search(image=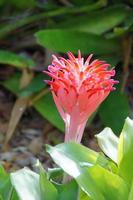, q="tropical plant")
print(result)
[0,117,133,200]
